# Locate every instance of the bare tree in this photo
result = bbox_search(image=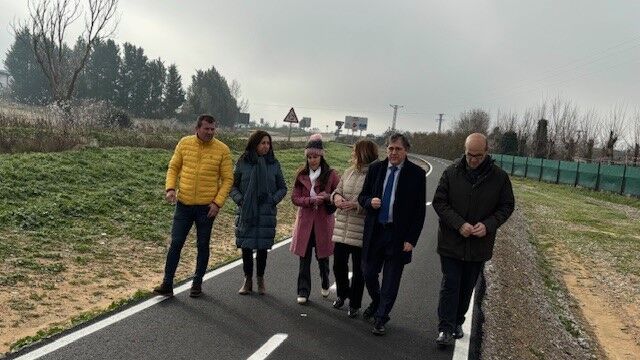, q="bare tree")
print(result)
[230,79,249,113]
[545,96,579,160]
[496,109,518,132]
[546,97,563,159]
[632,109,640,166]
[517,107,535,156]
[535,100,548,123]
[579,108,599,161]
[454,108,490,136]
[28,0,118,108]
[599,104,628,161]
[560,102,579,160]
